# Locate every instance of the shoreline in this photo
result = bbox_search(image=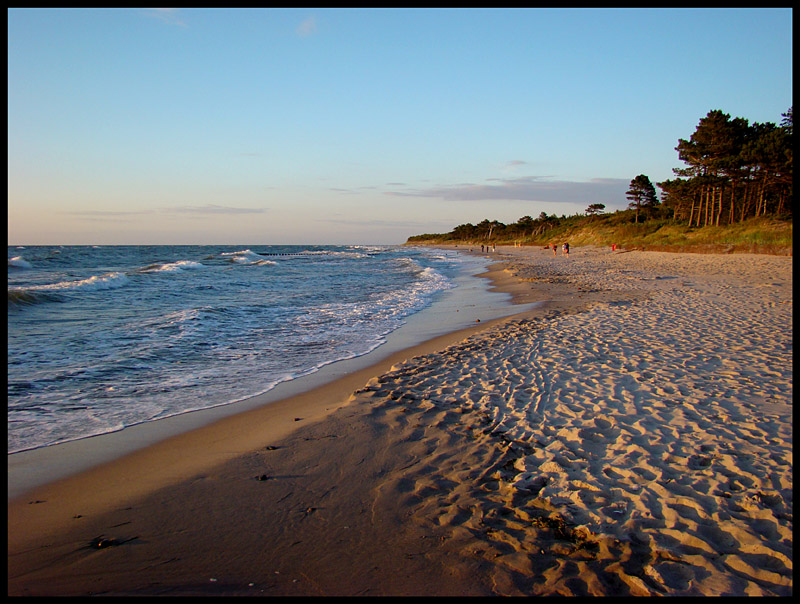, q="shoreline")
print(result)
[7,252,532,500]
[8,245,793,596]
